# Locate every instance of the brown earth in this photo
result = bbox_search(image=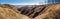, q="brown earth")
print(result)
[18,5,46,18]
